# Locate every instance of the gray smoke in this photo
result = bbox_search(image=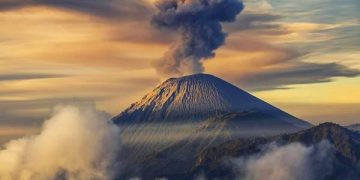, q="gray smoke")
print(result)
[151,0,244,77]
